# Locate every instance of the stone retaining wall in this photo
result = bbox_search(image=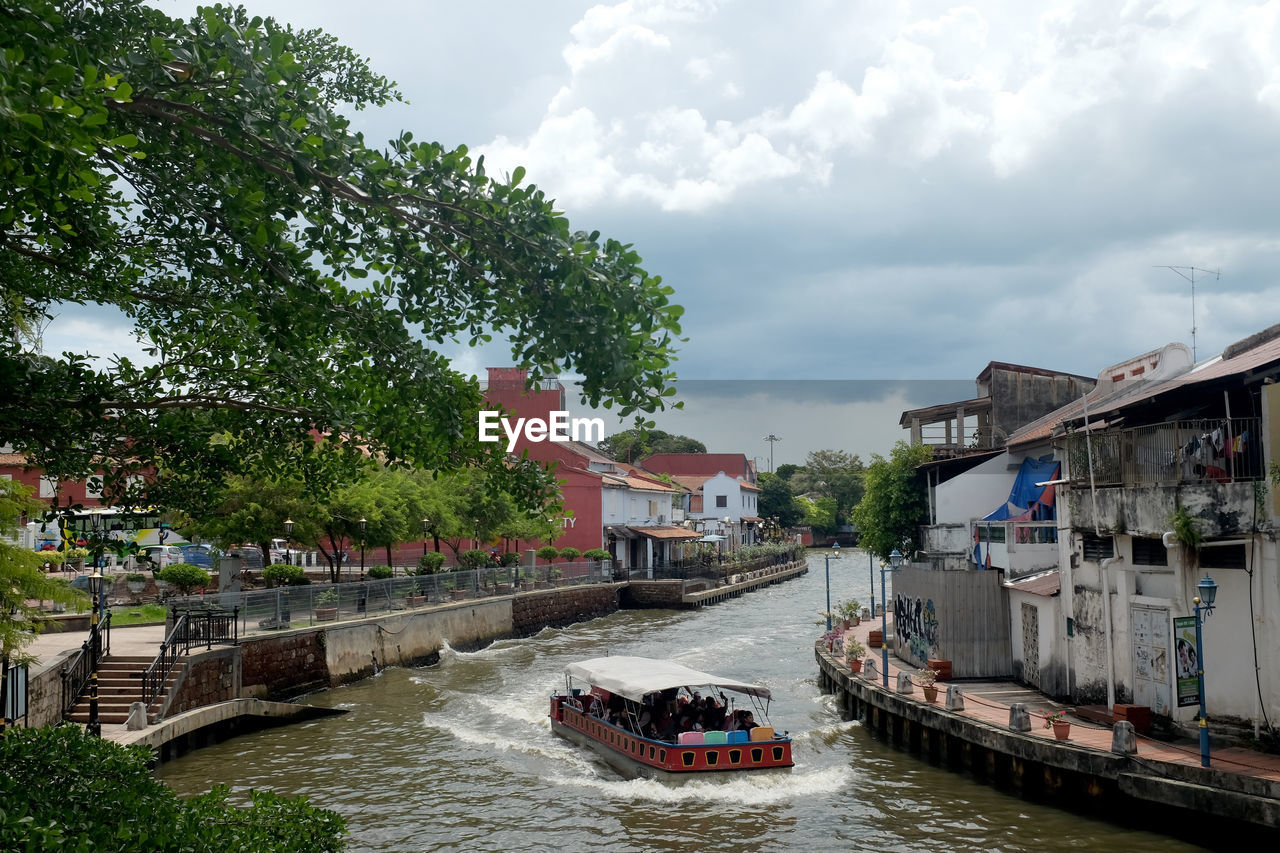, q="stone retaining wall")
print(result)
[512,584,621,635]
